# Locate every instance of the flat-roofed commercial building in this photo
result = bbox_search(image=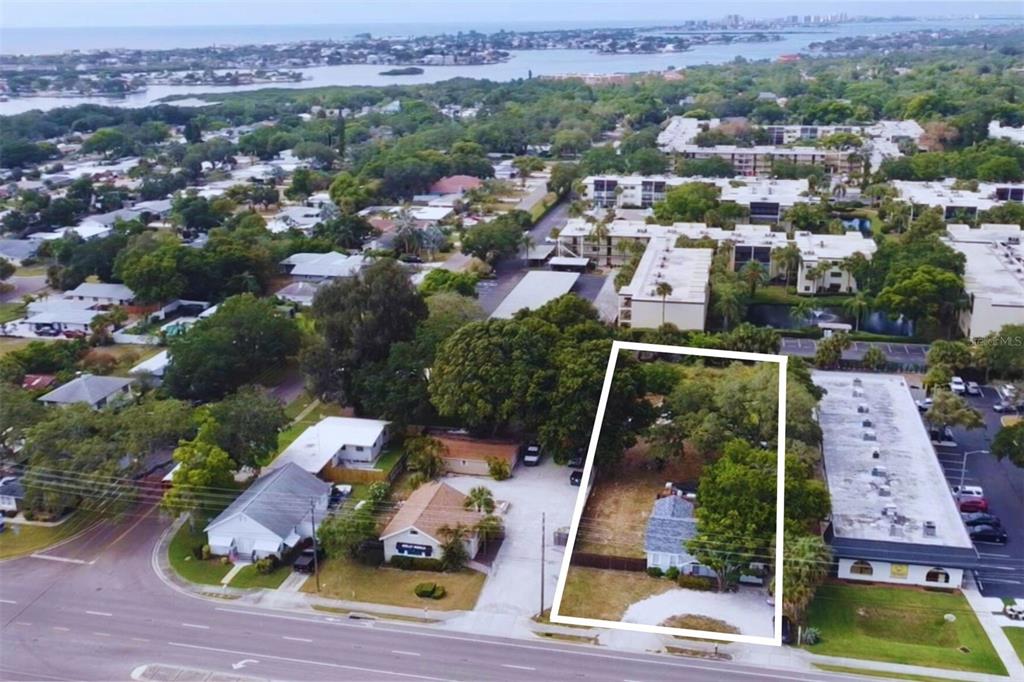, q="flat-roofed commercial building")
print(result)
[490,271,580,319]
[893,180,1024,220]
[618,237,713,330]
[813,371,978,588]
[582,175,812,222]
[943,223,1024,339]
[656,116,722,152]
